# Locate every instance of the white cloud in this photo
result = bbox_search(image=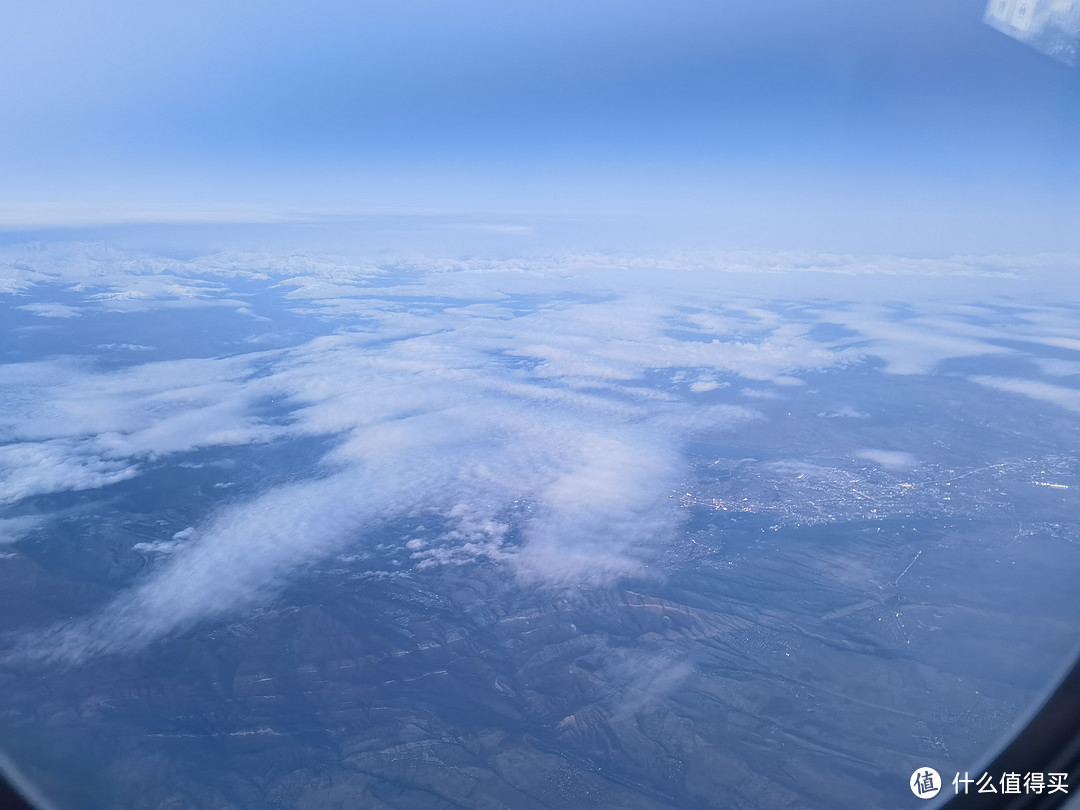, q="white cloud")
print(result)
[595,645,692,721]
[17,302,80,318]
[0,516,42,545]
[132,540,183,555]
[856,449,918,470]
[1036,358,1080,377]
[810,306,1010,375]
[742,387,782,400]
[96,343,154,351]
[15,329,757,658]
[7,243,1080,661]
[410,503,511,570]
[0,202,306,230]
[972,376,1080,412]
[0,441,138,504]
[689,379,725,392]
[0,355,282,455]
[818,405,869,419]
